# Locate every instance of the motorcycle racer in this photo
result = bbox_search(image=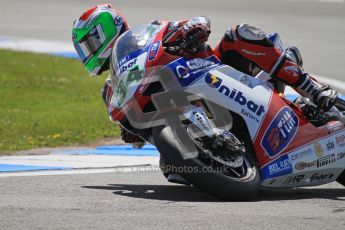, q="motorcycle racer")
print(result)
[72,5,339,173]
[72,4,145,147]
